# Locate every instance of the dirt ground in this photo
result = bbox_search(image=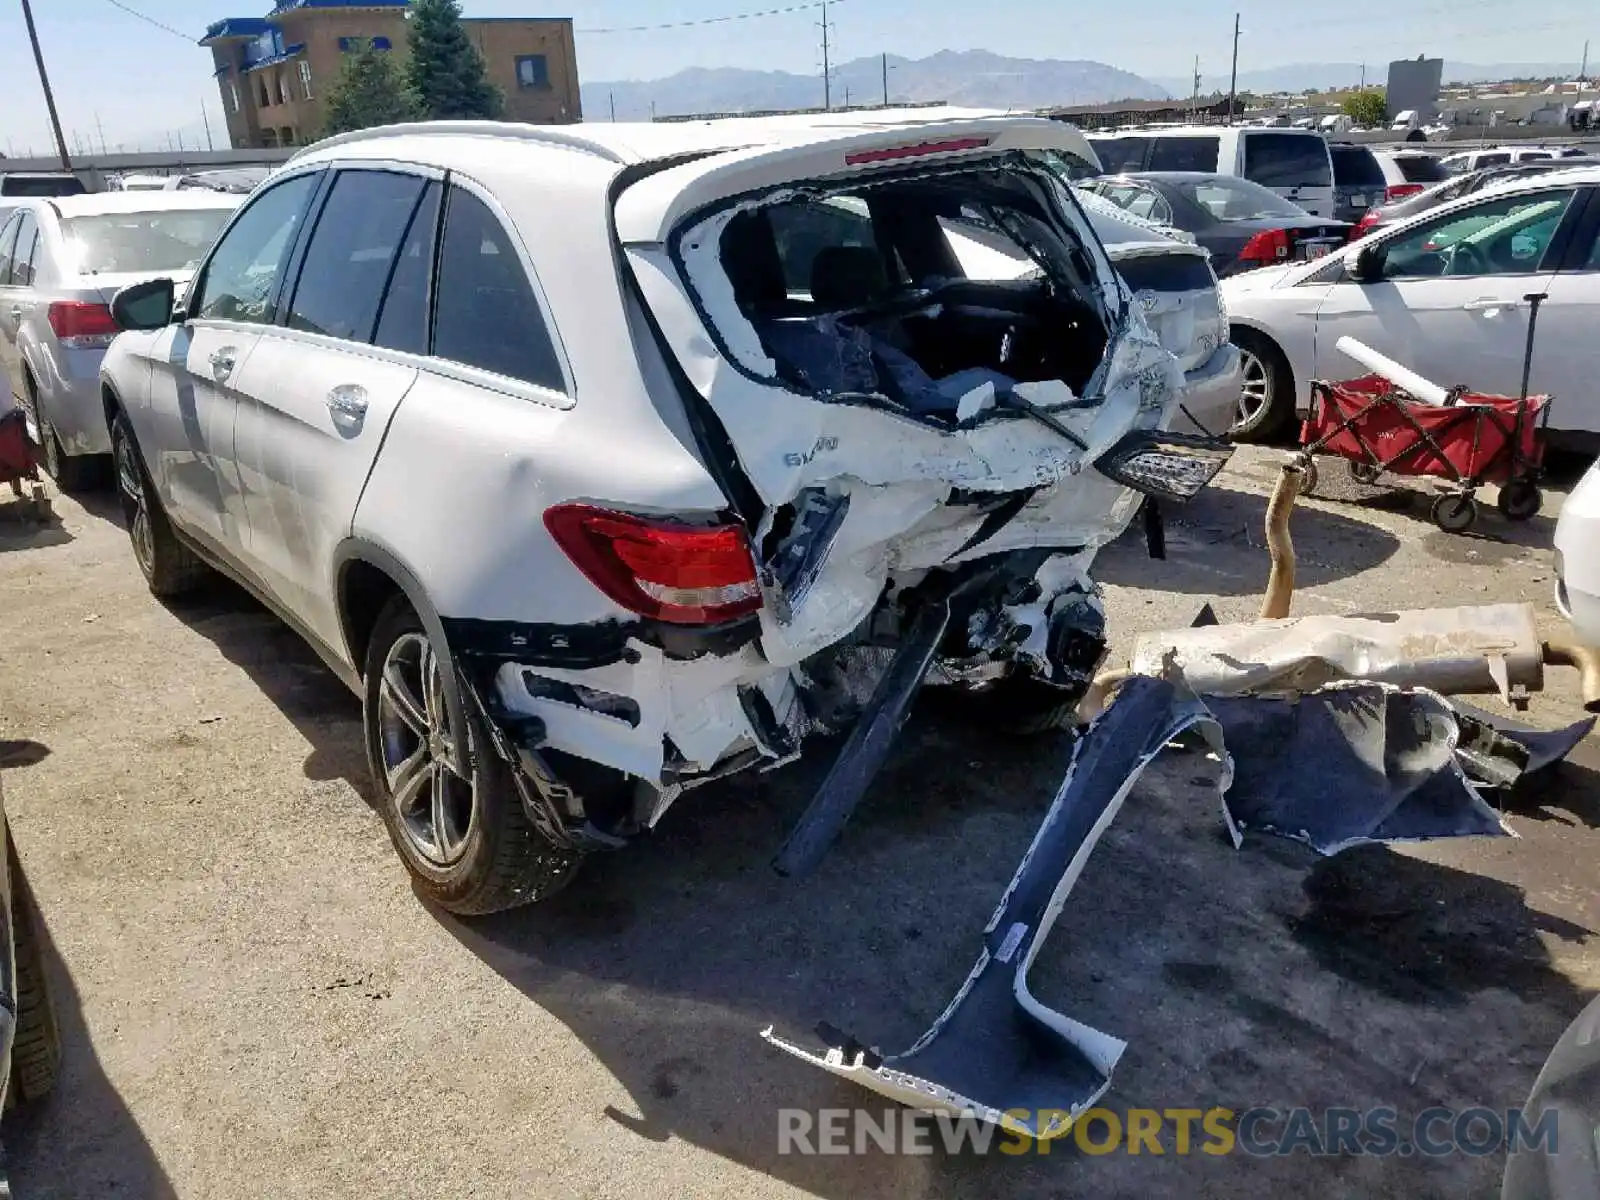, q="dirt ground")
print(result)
[0,444,1596,1199]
